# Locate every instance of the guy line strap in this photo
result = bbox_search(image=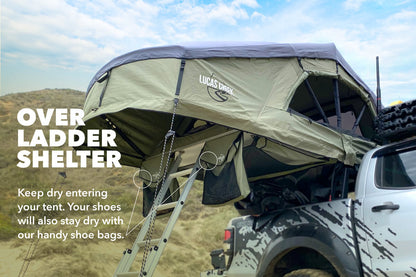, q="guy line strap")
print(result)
[18,173,66,277]
[139,58,186,277]
[18,227,41,277]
